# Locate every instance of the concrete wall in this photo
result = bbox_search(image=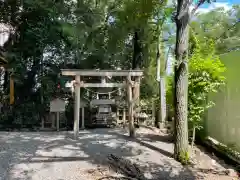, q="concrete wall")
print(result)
[206,51,240,152]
